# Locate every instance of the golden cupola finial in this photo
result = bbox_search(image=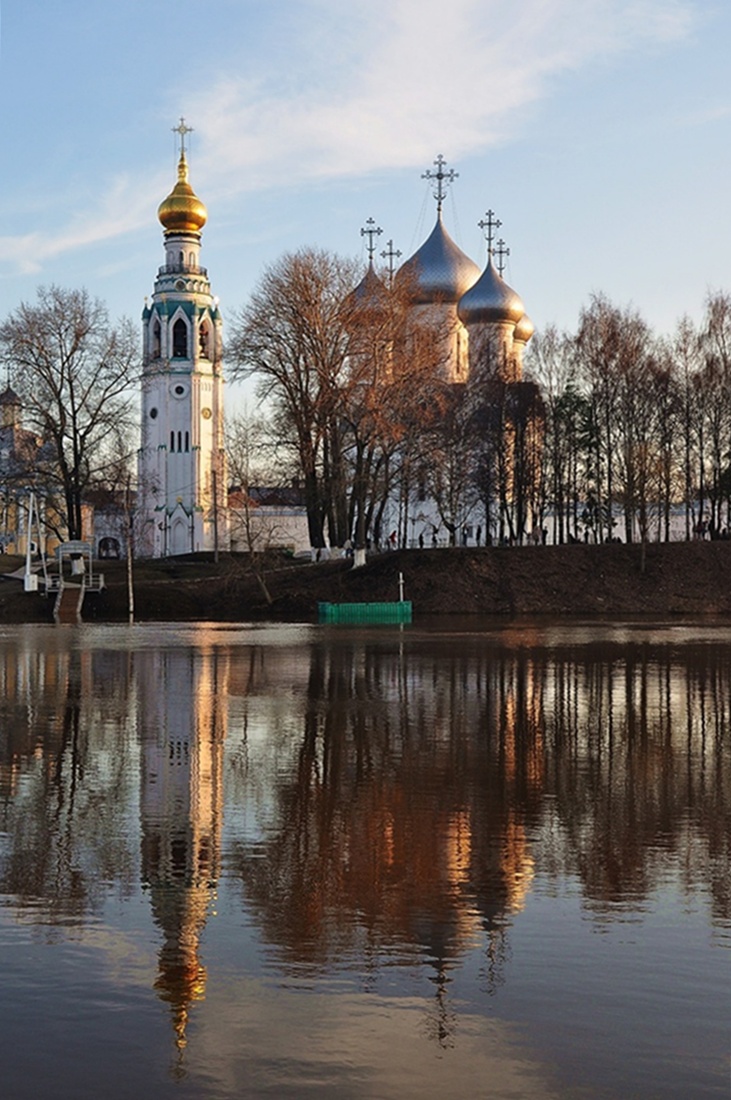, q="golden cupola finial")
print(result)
[158,118,208,236]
